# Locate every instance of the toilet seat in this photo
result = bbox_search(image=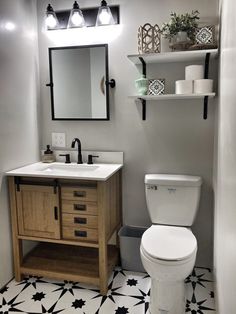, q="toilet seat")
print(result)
[141,225,197,261]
